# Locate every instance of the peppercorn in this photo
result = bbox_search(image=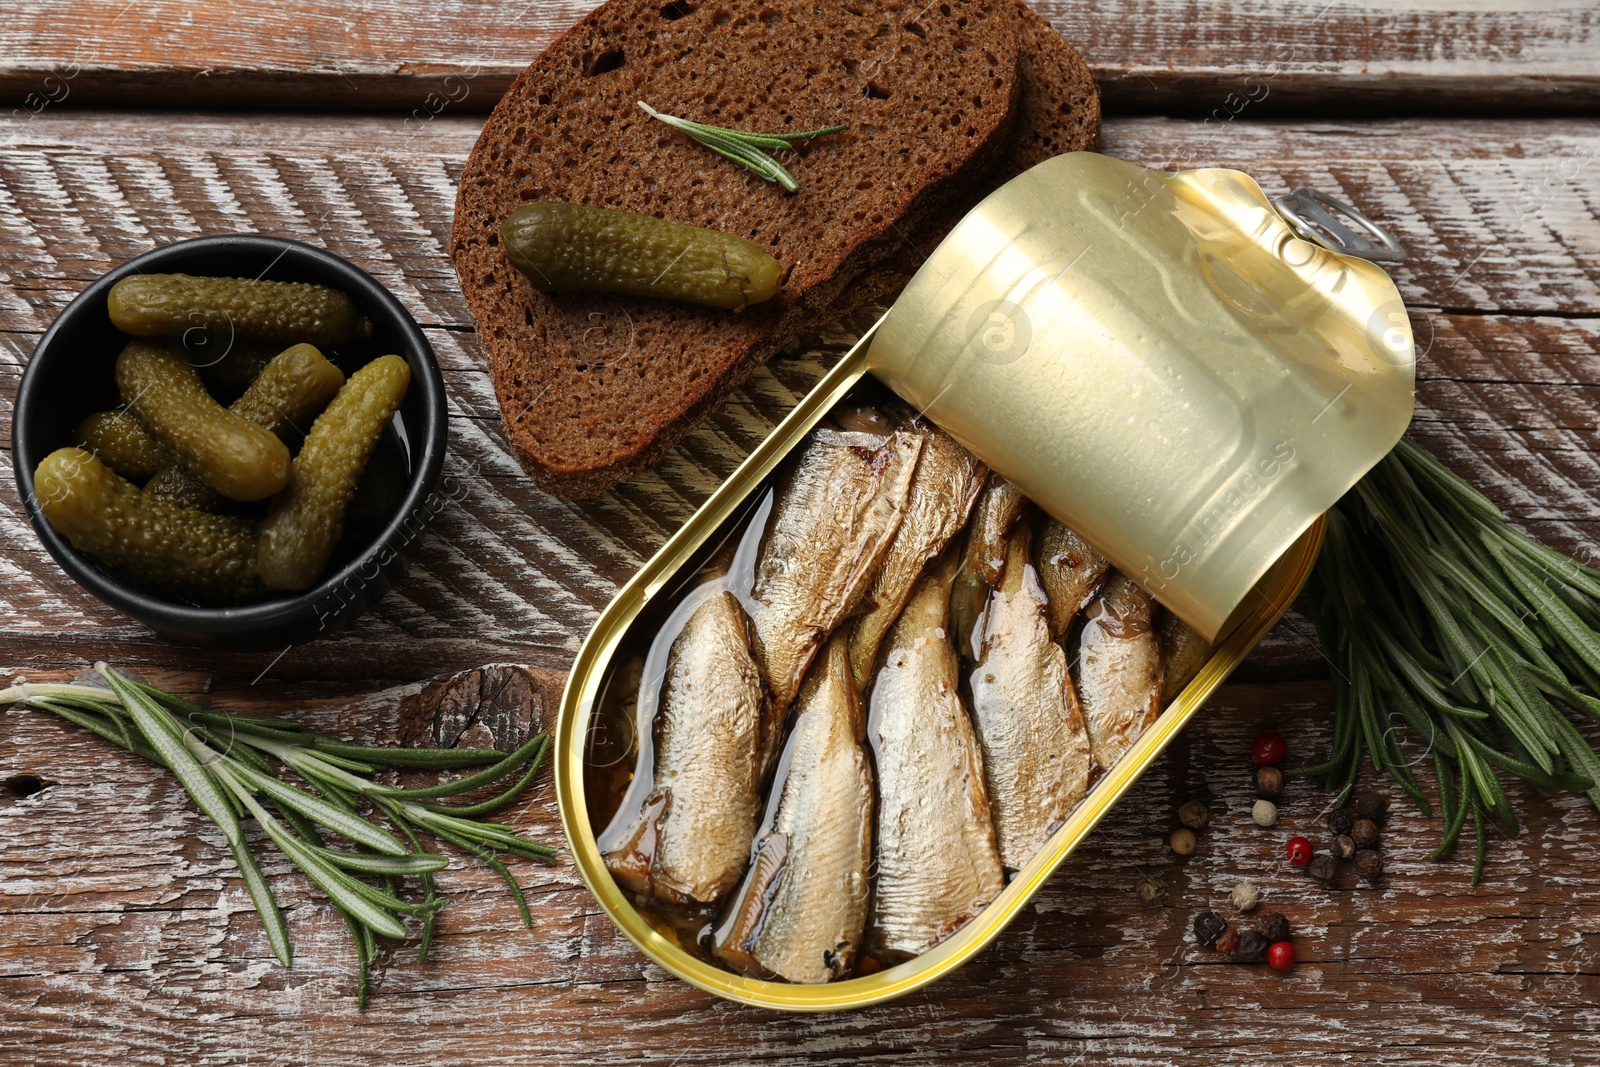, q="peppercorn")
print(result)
[1136,876,1167,905]
[1233,930,1272,963]
[1257,912,1291,943]
[1170,828,1197,856]
[1193,910,1228,949]
[1354,788,1388,823]
[1255,765,1284,798]
[1214,925,1240,955]
[1251,731,1287,766]
[1306,853,1338,882]
[1231,882,1261,912]
[1356,849,1385,883]
[1252,799,1278,827]
[1332,833,1357,861]
[1352,818,1380,849]
[1328,808,1354,836]
[1285,835,1312,866]
[1267,941,1296,972]
[1178,800,1210,830]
